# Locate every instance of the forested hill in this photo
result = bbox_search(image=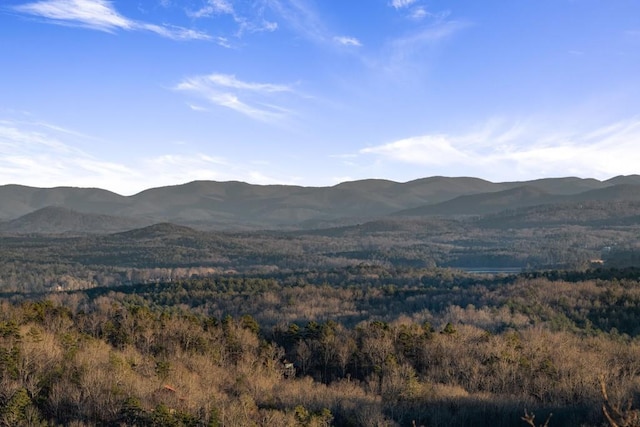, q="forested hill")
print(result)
[1,175,639,231]
[0,206,150,234]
